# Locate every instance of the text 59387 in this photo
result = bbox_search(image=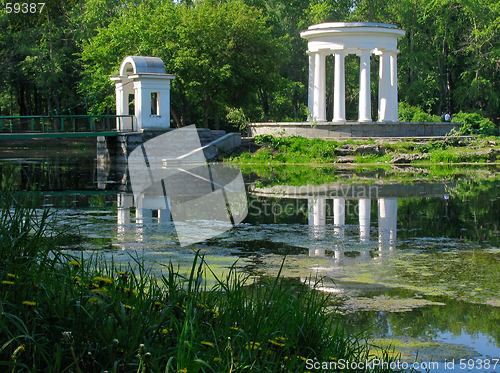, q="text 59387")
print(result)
[5,3,45,14]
